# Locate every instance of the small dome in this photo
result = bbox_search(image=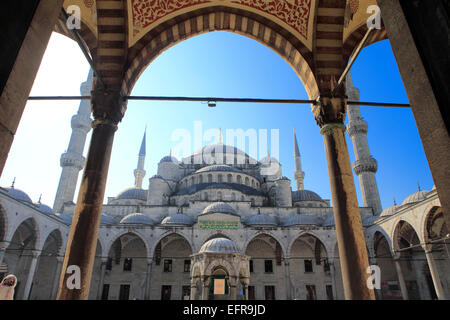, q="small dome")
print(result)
[260,155,279,164]
[245,214,278,227]
[202,202,238,216]
[199,237,240,254]
[56,213,72,224]
[150,174,164,179]
[100,214,117,225]
[5,187,32,203]
[322,215,335,227]
[292,190,322,201]
[36,203,54,215]
[380,204,400,217]
[283,214,318,227]
[278,176,290,181]
[195,164,242,174]
[120,213,155,225]
[160,155,179,163]
[402,190,428,206]
[161,213,194,226]
[116,187,147,201]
